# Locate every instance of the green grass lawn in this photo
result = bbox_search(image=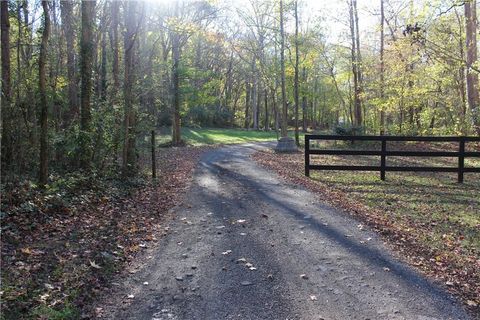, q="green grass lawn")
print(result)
[155,127,304,146]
